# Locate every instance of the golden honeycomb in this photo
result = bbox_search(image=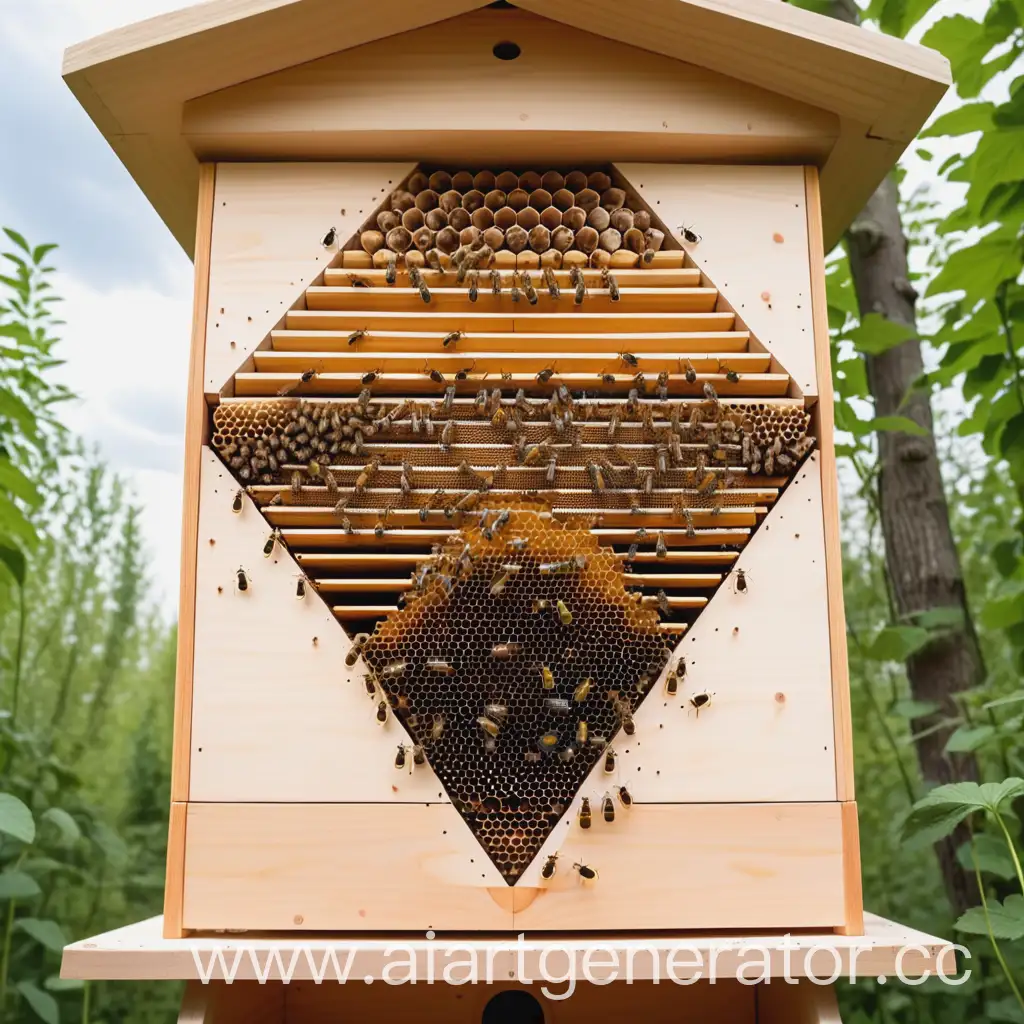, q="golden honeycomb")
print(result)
[360,513,671,882]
